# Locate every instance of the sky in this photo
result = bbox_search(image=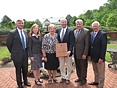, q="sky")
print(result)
[0,0,108,22]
